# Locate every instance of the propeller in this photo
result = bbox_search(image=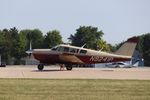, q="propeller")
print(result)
[26,40,33,58]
